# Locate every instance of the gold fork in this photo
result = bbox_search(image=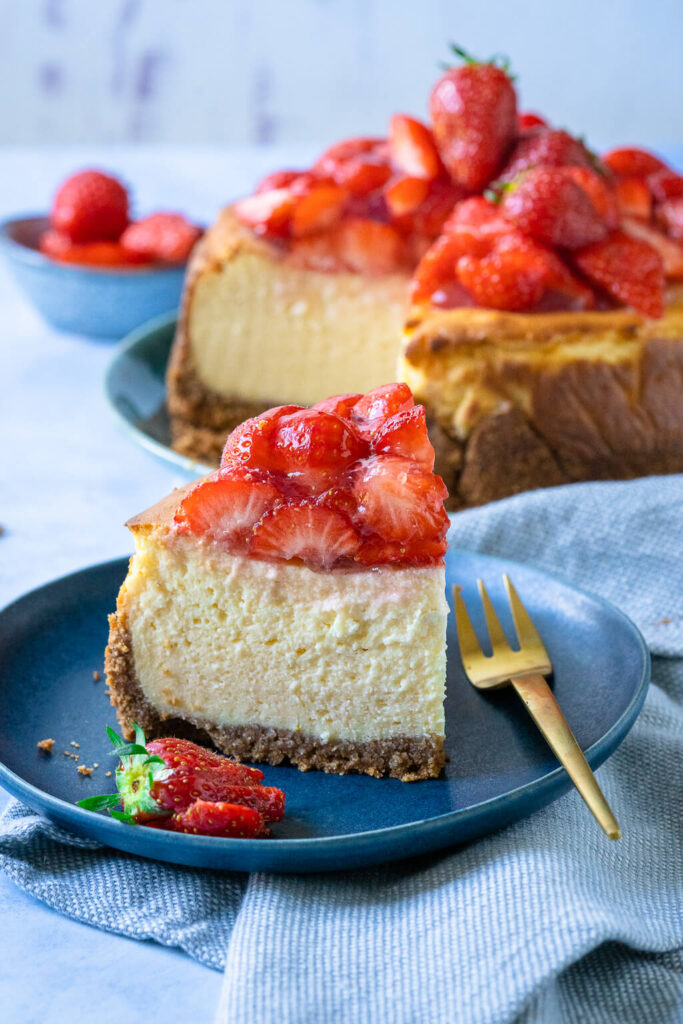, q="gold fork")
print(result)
[454,574,621,840]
